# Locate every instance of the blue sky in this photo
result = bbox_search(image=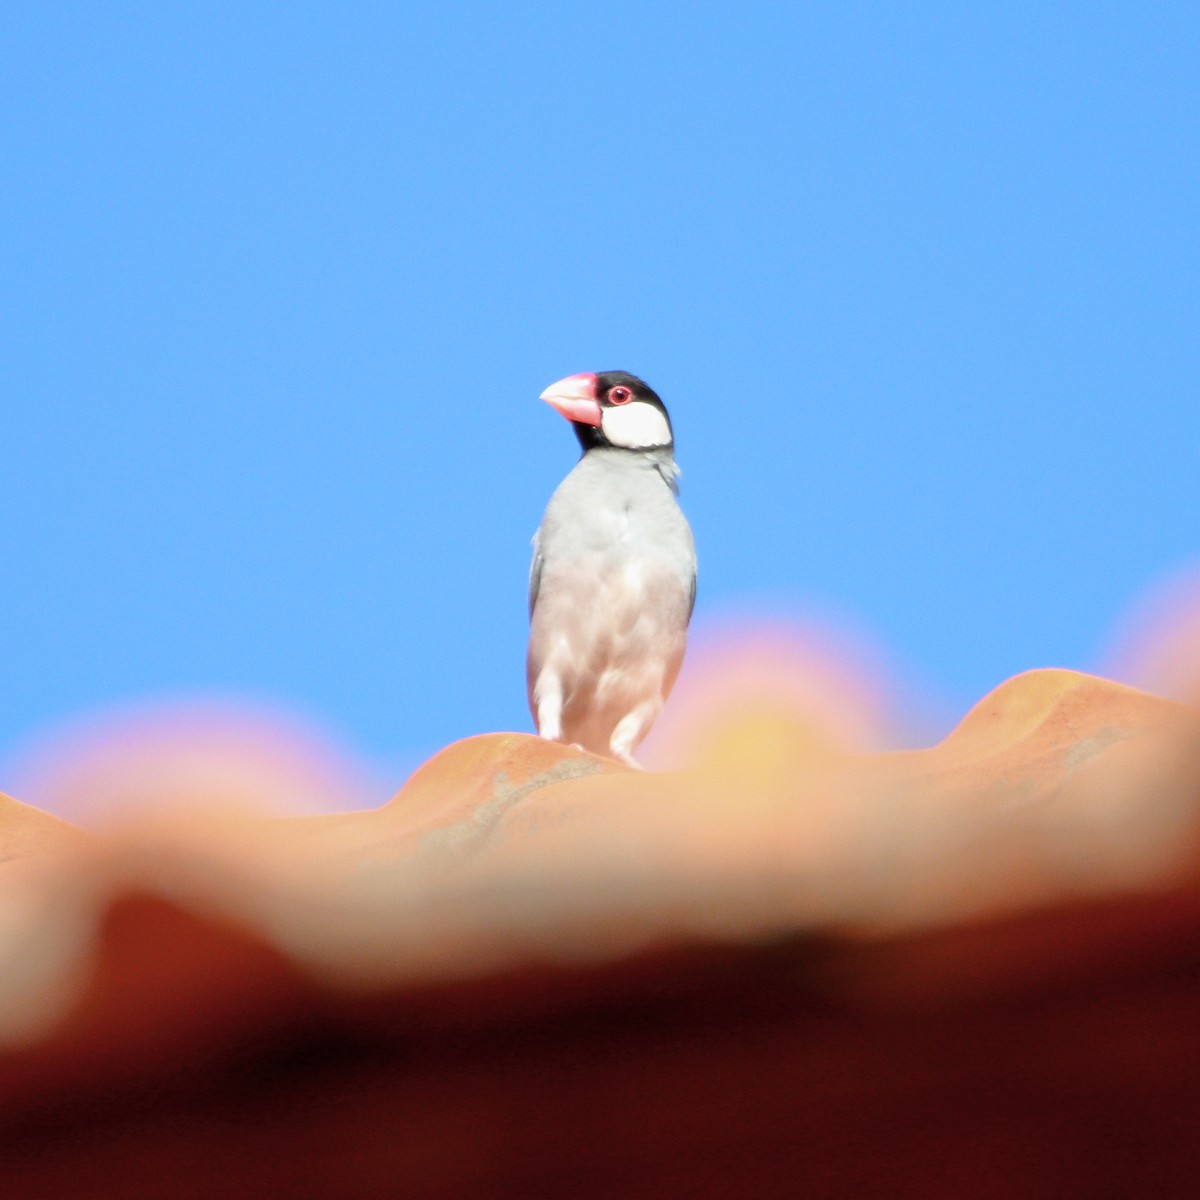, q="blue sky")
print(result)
[2,3,1197,780]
